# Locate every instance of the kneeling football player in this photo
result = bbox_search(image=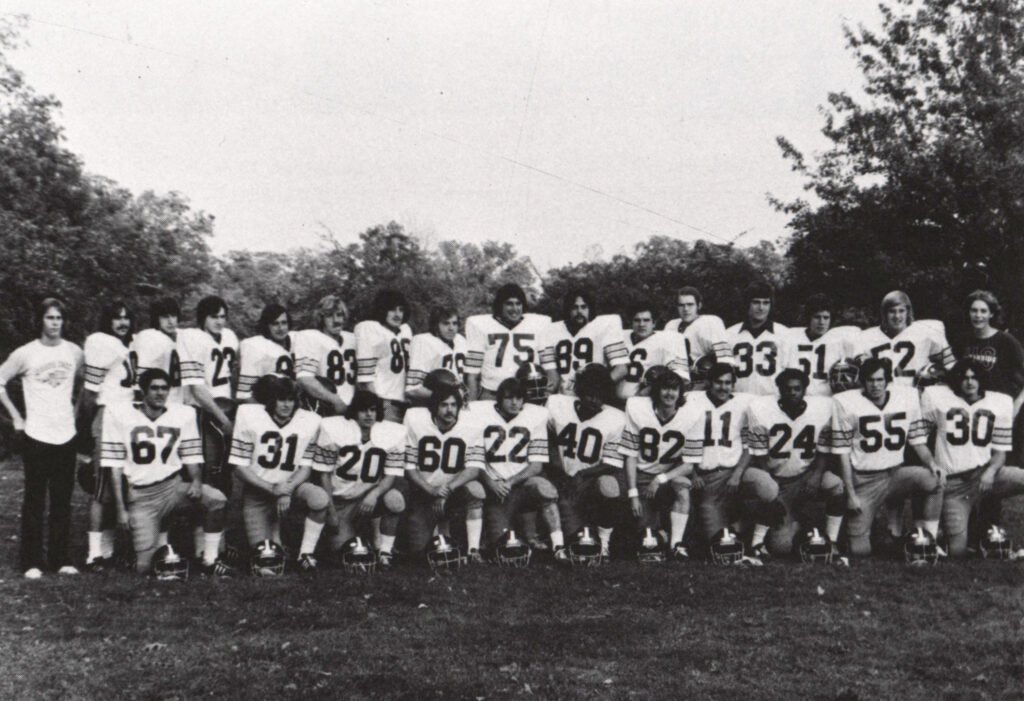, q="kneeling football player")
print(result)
[315,390,406,566]
[404,386,487,563]
[745,369,844,559]
[546,364,627,559]
[621,367,704,559]
[105,369,228,575]
[922,359,1024,557]
[229,375,328,572]
[473,378,564,559]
